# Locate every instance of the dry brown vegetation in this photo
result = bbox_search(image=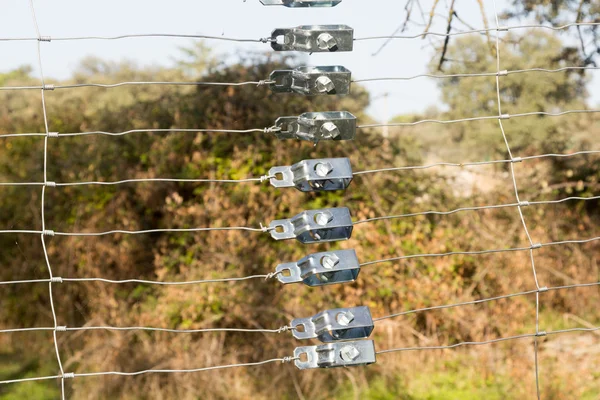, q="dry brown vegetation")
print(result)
[0,38,599,399]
